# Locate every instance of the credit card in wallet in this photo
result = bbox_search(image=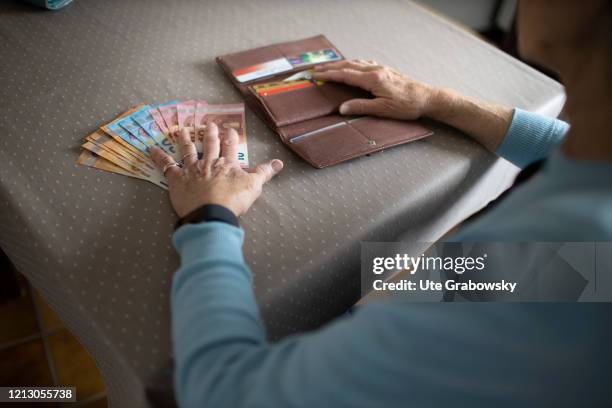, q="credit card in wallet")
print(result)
[288,48,341,67]
[233,57,293,83]
[253,79,322,96]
